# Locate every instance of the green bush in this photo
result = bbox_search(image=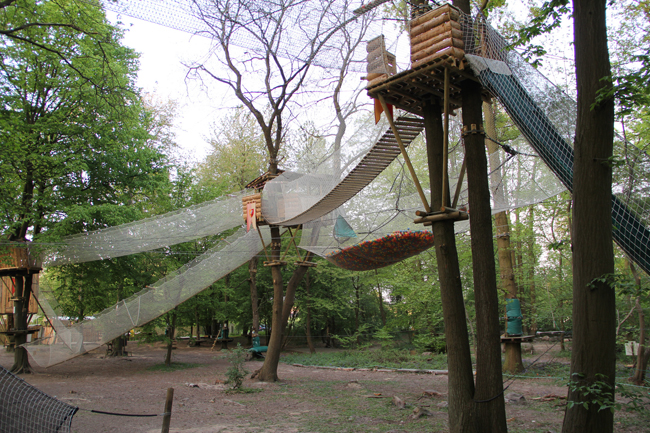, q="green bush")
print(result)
[225,344,249,390]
